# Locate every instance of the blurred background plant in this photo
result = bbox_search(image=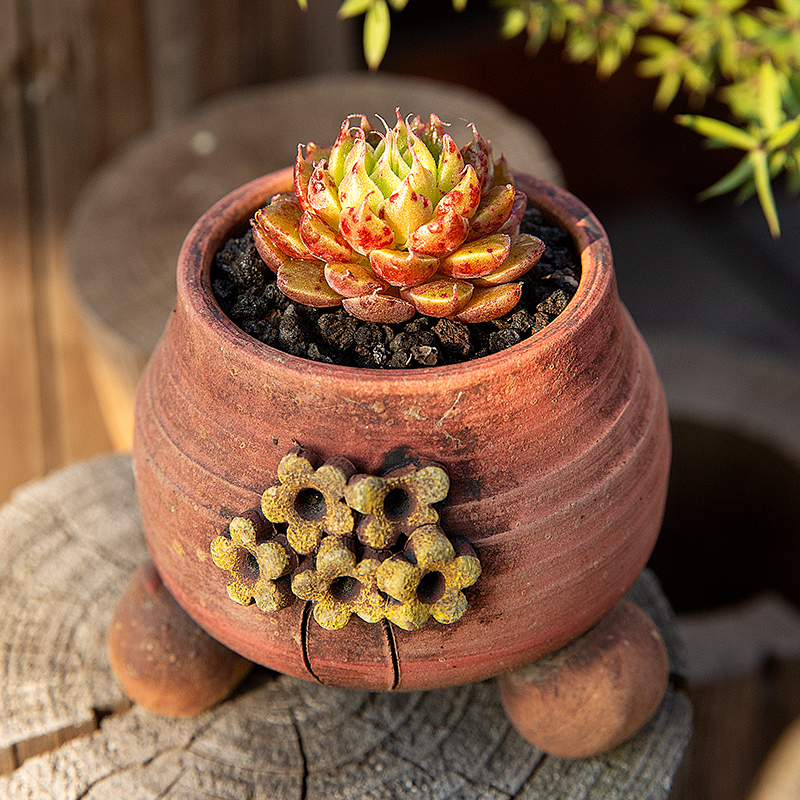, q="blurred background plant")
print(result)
[303,0,800,236]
